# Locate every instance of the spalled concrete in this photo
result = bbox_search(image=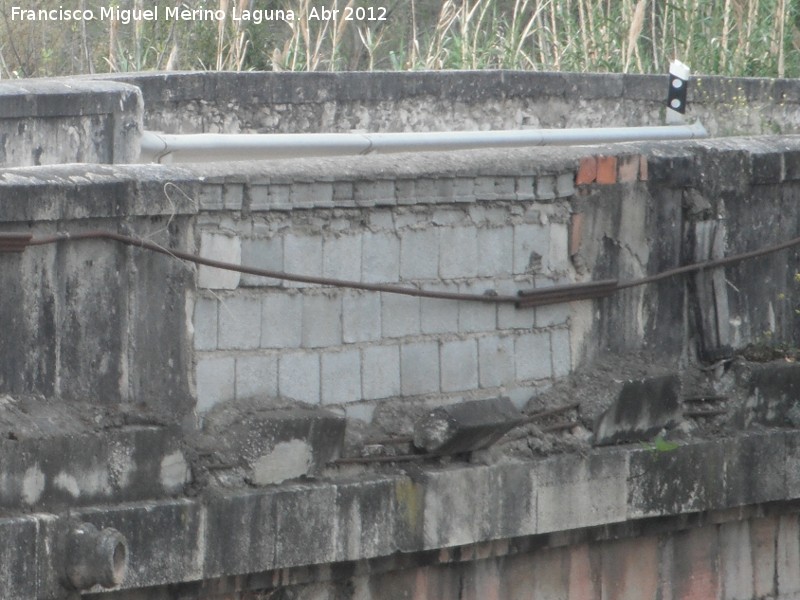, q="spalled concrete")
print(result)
[413,397,522,454]
[593,374,682,445]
